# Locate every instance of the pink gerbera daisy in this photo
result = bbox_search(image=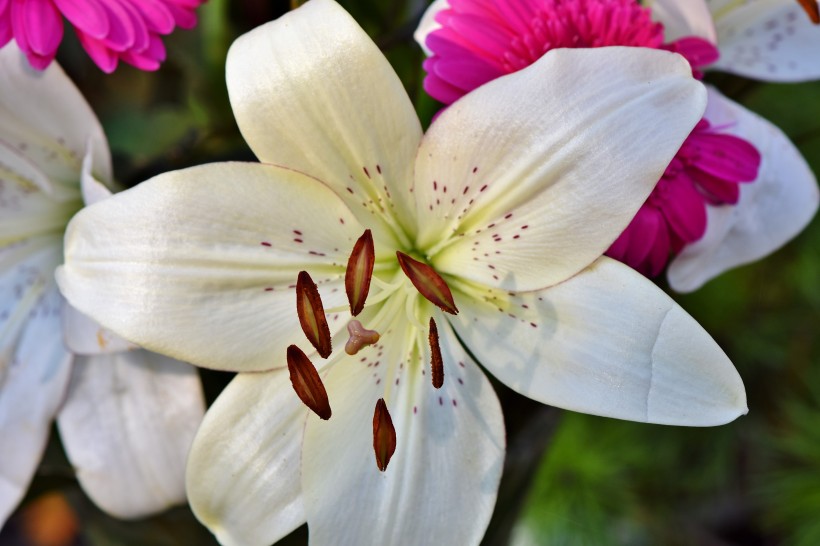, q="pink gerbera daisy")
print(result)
[0,0,205,73]
[417,0,762,277]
